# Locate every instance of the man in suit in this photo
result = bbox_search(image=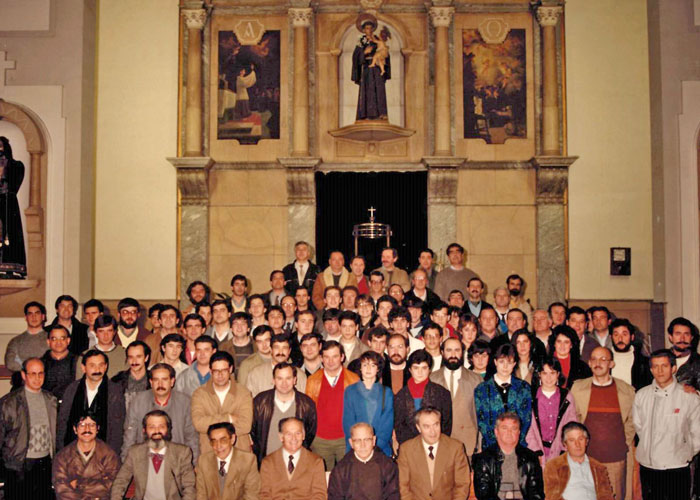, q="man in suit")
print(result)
[312,251,357,311]
[566,306,597,362]
[283,241,321,296]
[259,417,327,500]
[397,407,470,499]
[373,247,411,293]
[196,422,260,500]
[265,270,287,308]
[430,337,482,457]
[111,409,196,500]
[50,295,89,355]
